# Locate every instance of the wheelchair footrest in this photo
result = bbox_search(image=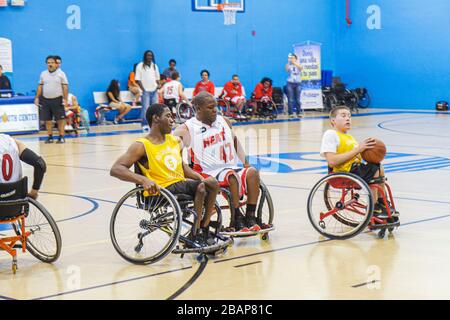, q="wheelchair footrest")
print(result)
[172,236,233,255]
[369,221,400,230]
[220,225,275,238]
